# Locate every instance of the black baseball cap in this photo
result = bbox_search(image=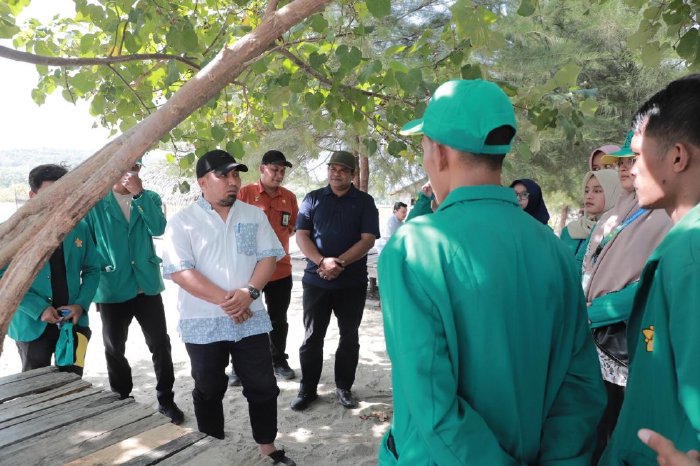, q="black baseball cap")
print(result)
[261,150,293,168]
[196,150,249,178]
